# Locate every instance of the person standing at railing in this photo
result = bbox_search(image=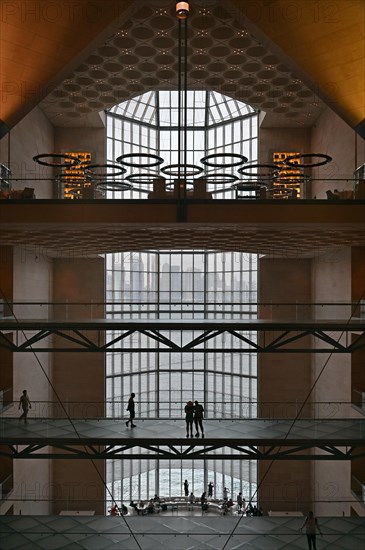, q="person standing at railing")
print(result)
[18,390,31,424]
[208,481,214,497]
[184,479,189,496]
[125,392,136,428]
[184,401,194,437]
[194,400,204,437]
